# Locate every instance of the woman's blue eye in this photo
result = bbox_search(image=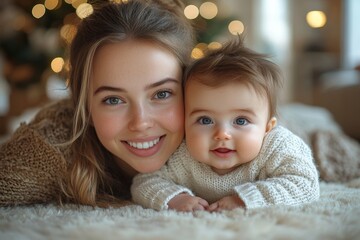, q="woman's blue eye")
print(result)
[155,90,171,99]
[104,97,123,105]
[198,117,213,125]
[235,117,248,125]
